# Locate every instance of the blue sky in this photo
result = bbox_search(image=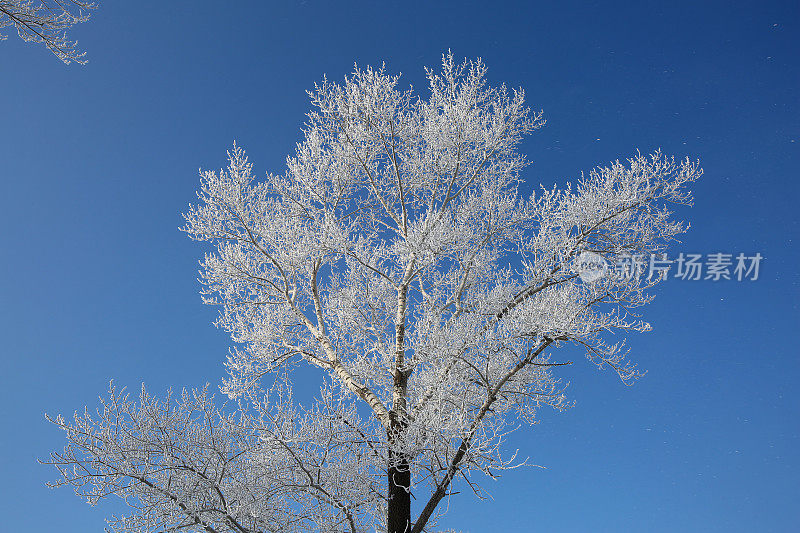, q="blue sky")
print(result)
[1,1,797,531]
